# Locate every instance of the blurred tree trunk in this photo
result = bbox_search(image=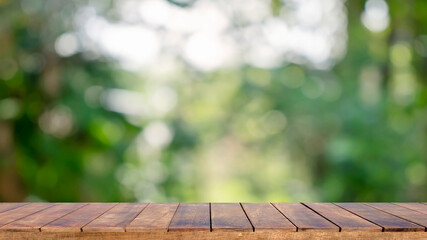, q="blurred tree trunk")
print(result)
[0,121,25,201]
